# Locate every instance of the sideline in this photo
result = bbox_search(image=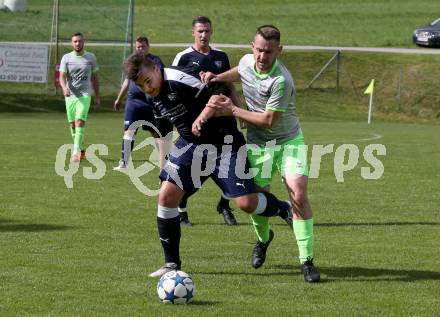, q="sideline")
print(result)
[1,41,440,55]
